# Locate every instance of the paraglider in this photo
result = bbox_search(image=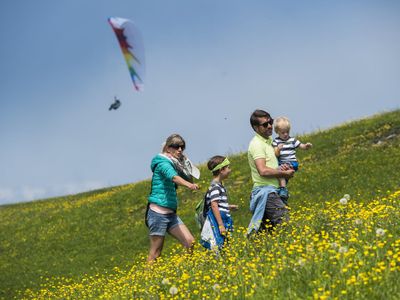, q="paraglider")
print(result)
[108,17,145,91]
[109,96,121,111]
